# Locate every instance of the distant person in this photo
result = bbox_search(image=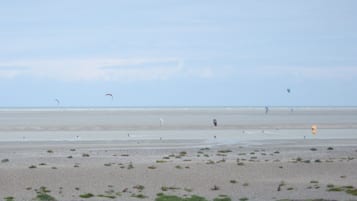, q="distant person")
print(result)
[265,106,269,114]
[213,119,217,127]
[159,118,164,127]
[311,125,317,135]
